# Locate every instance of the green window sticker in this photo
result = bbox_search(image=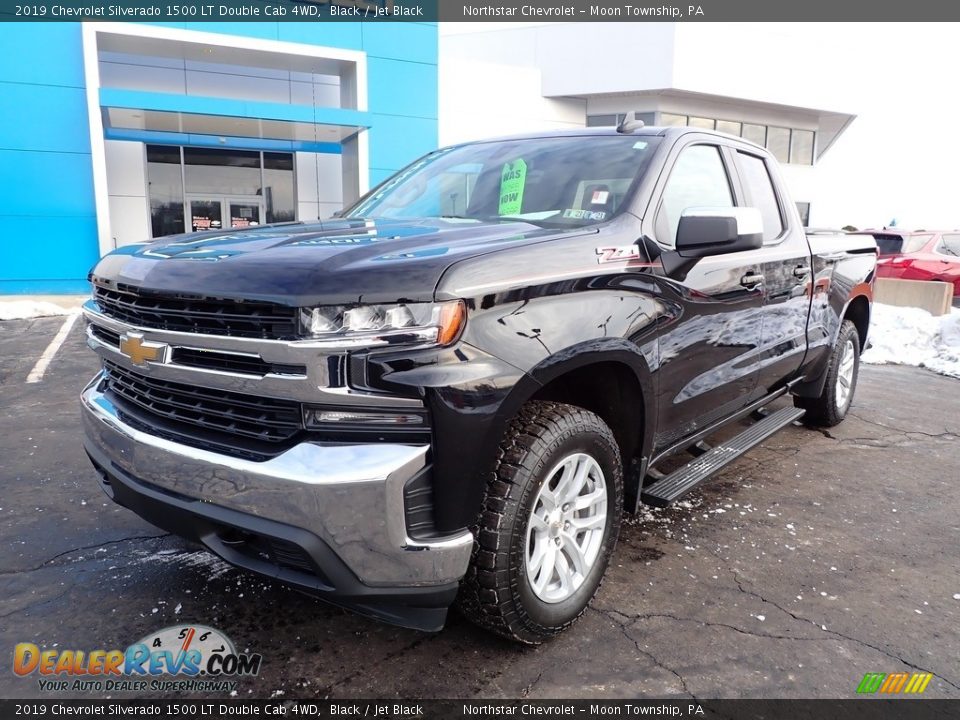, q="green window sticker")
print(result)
[499,160,527,216]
